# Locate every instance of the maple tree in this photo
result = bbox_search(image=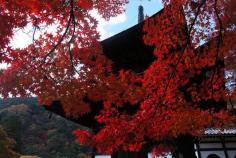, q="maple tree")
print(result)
[0,0,235,157]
